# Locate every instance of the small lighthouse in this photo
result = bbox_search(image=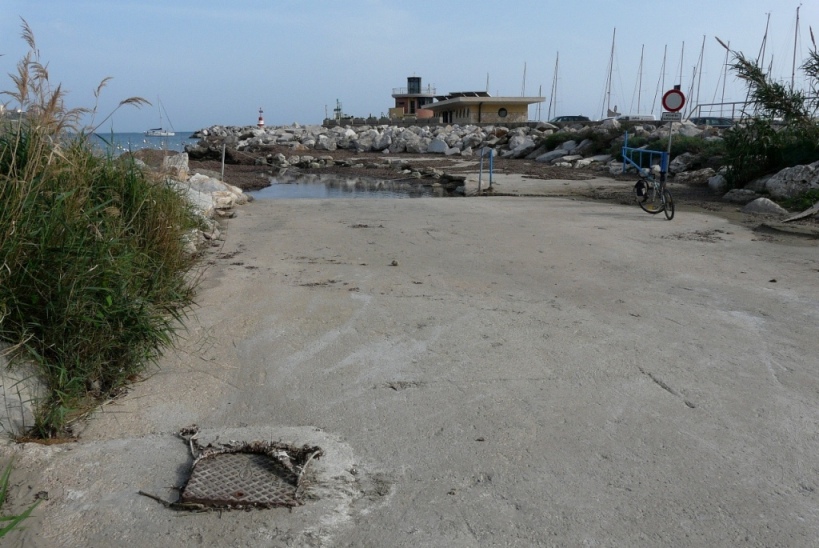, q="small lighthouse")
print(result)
[257,107,265,128]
